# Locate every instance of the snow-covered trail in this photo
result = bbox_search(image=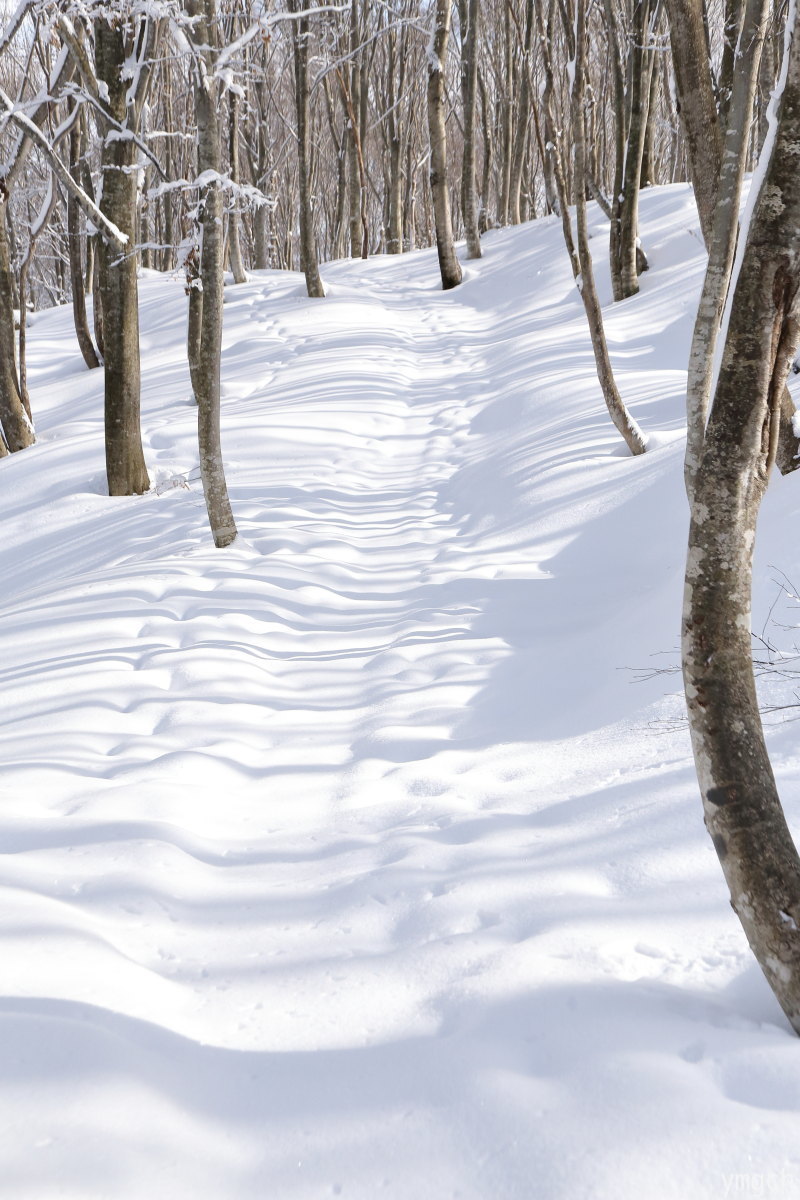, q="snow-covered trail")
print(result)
[5,185,800,1199]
